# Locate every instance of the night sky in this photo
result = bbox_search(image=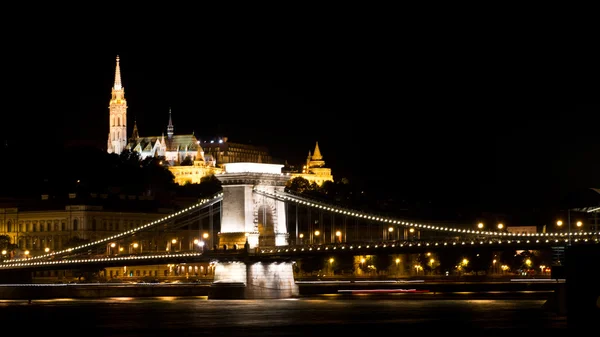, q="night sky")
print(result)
[3,48,599,212]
